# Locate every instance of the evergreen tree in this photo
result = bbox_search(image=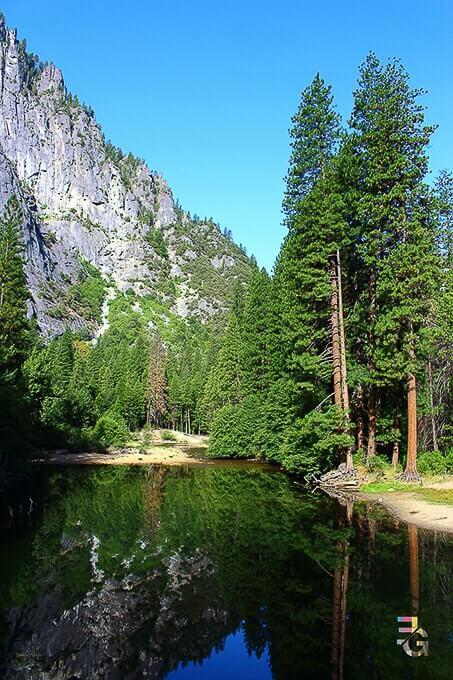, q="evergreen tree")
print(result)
[0,196,30,463]
[274,74,354,472]
[283,74,341,229]
[202,313,244,428]
[0,197,29,378]
[241,268,271,394]
[350,54,437,479]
